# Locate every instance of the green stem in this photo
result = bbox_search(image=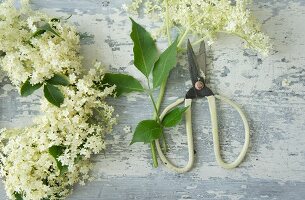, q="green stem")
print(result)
[192,36,208,47]
[150,142,158,168]
[165,0,171,44]
[153,76,168,153]
[153,77,167,119]
[147,79,161,123]
[147,79,160,167]
[177,28,190,48]
[177,15,207,48]
[148,2,174,165]
[148,92,161,124]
